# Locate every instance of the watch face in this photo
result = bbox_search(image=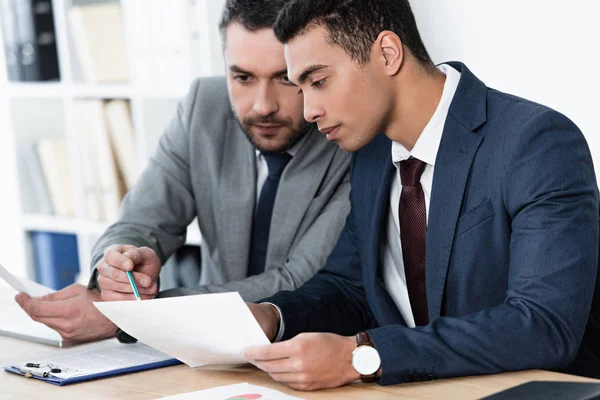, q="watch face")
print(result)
[352,345,381,376]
